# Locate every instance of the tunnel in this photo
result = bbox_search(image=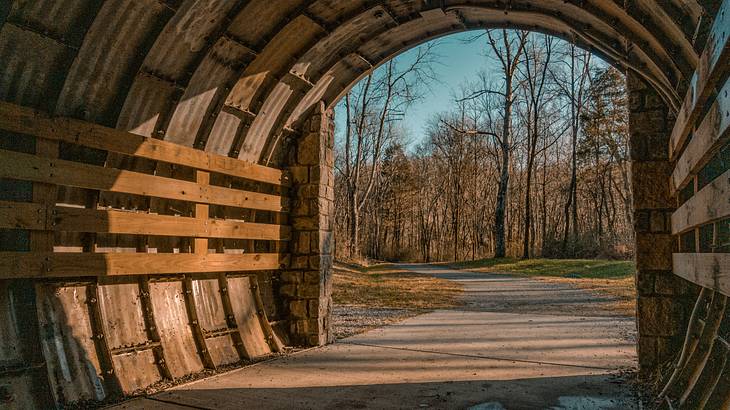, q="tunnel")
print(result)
[0,0,728,407]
